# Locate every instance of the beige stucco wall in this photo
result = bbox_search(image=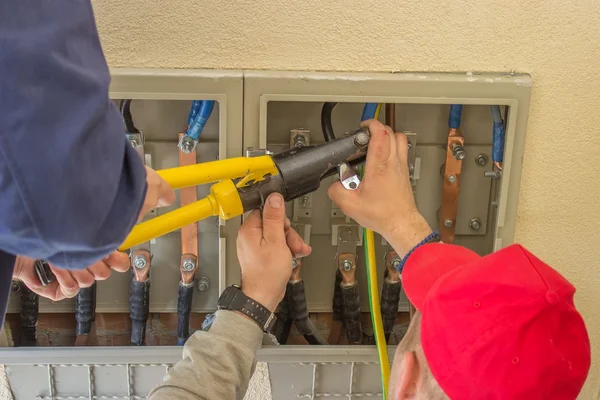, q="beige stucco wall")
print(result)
[93,0,600,396]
